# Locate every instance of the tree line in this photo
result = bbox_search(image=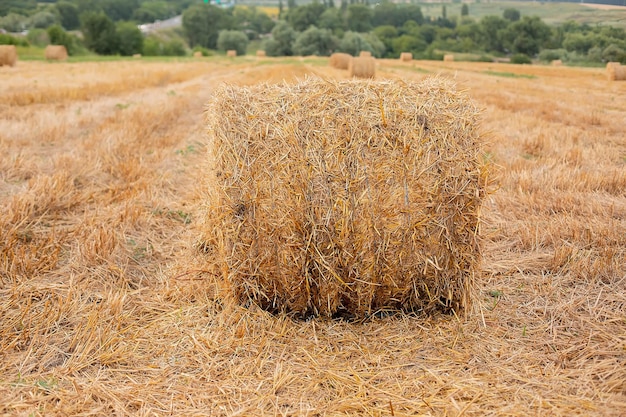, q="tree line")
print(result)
[1,0,625,64]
